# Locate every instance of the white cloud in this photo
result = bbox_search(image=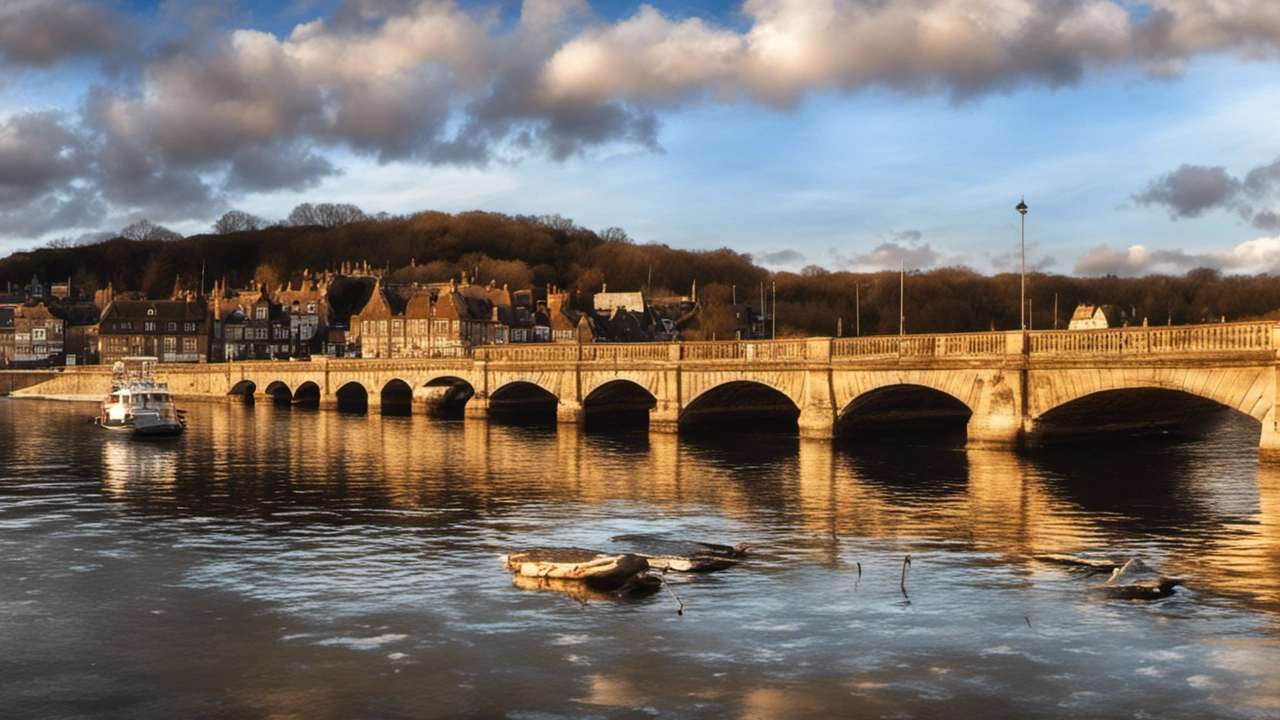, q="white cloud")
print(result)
[1074,235,1280,276]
